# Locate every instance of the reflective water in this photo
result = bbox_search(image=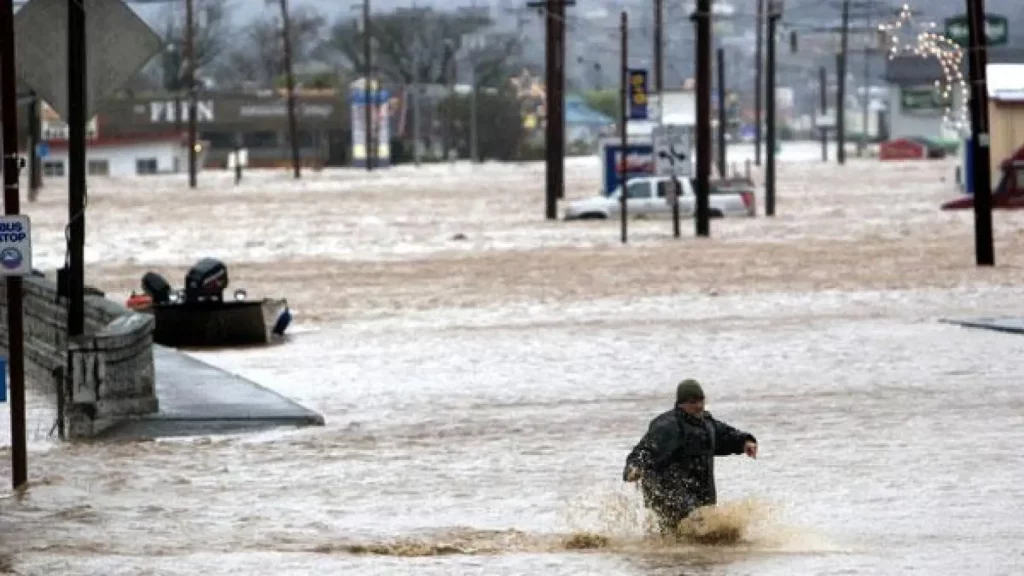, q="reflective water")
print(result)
[2,147,1024,574]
